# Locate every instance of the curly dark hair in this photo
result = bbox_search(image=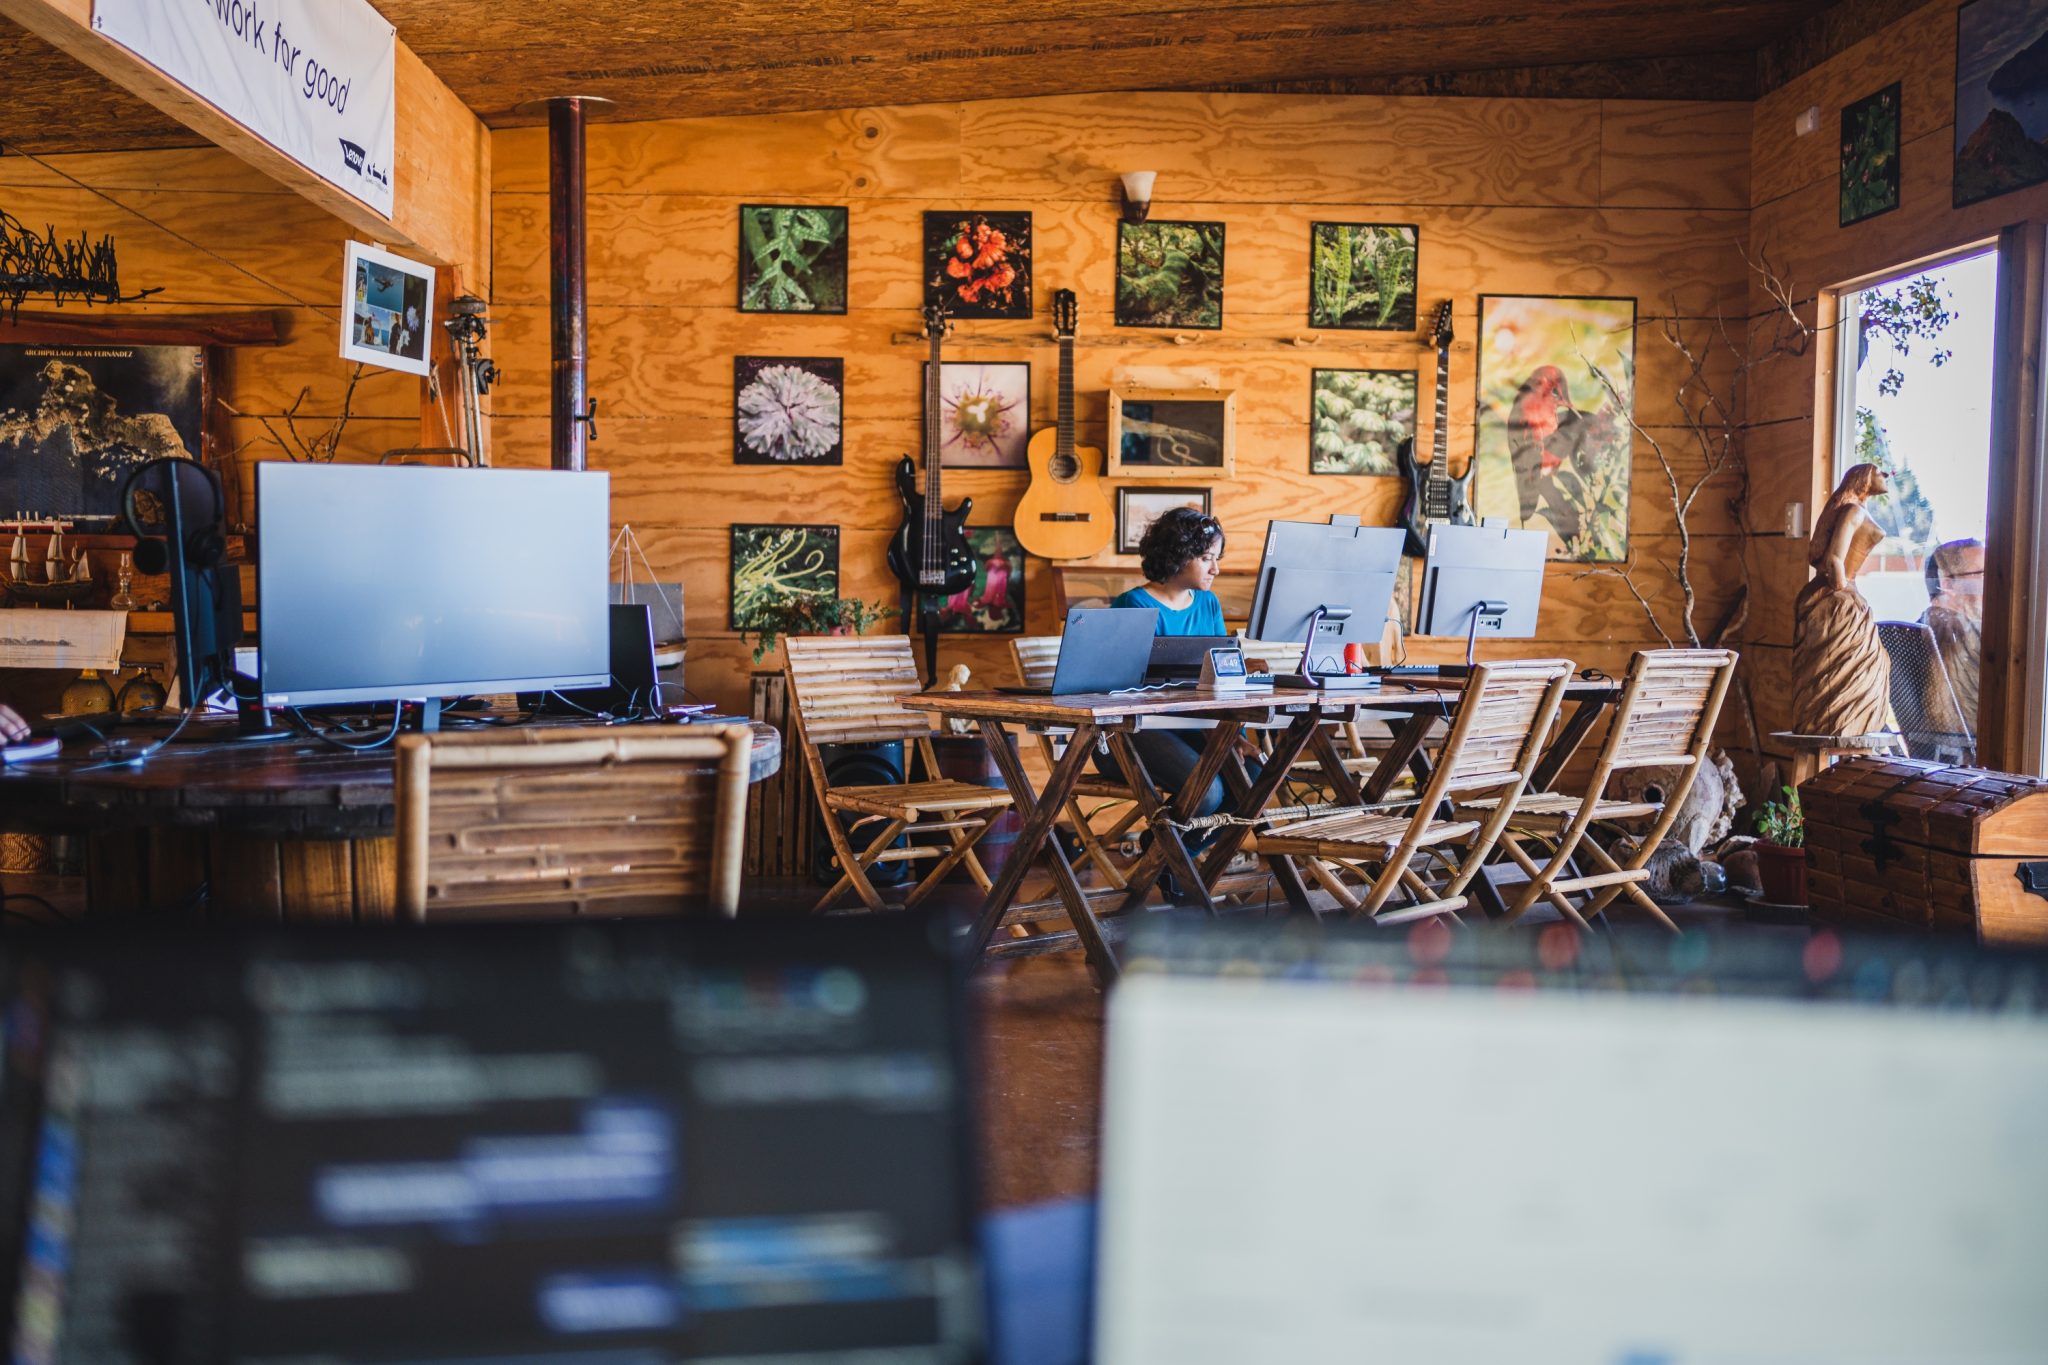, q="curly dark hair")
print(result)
[1138,507,1224,584]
